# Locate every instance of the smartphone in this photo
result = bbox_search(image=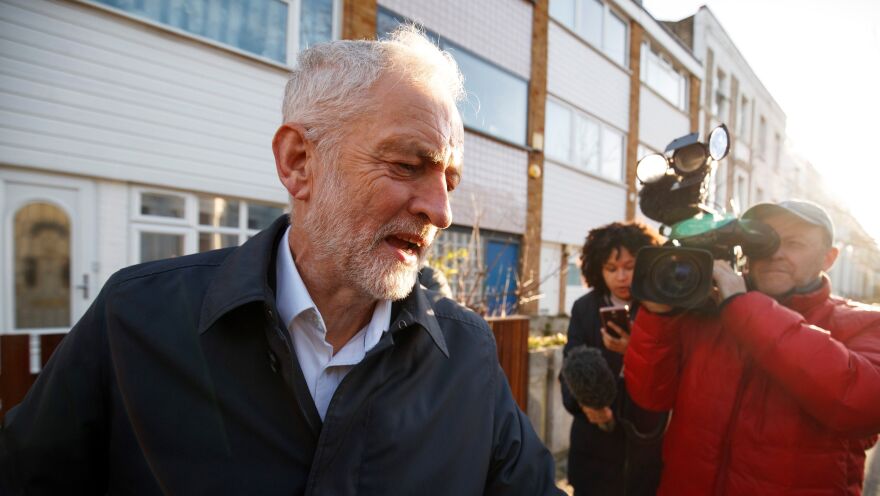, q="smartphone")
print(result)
[599,305,630,338]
